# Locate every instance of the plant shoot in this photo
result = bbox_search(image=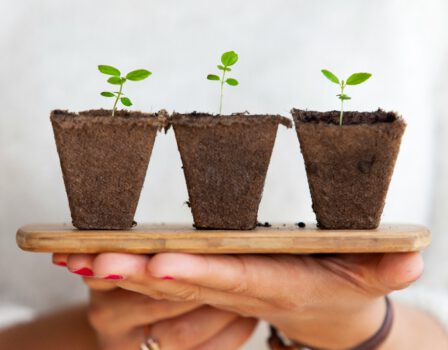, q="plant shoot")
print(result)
[98,65,152,117]
[207,51,239,114]
[321,69,372,126]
